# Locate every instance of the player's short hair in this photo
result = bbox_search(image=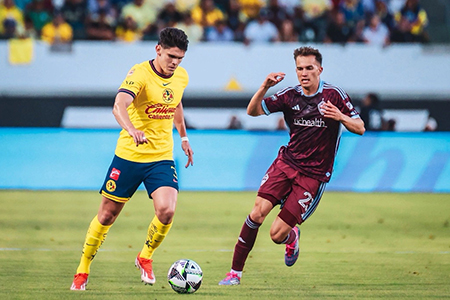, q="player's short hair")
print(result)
[293,47,322,65]
[158,27,189,52]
